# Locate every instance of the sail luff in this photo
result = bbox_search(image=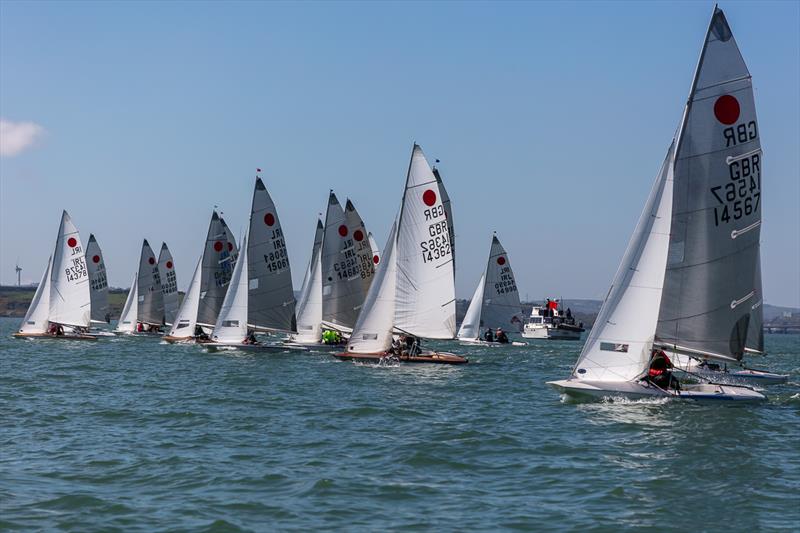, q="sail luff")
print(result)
[294,219,325,342]
[86,234,110,324]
